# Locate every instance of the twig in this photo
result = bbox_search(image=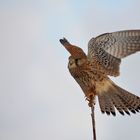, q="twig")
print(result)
[91,106,96,140]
